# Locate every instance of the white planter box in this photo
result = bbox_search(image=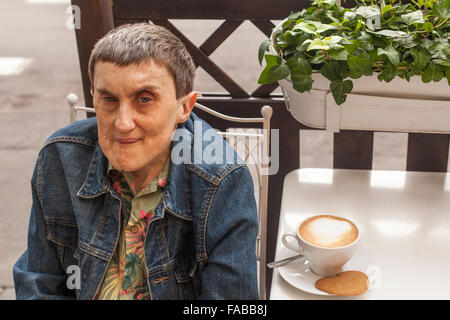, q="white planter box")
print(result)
[278,74,450,133]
